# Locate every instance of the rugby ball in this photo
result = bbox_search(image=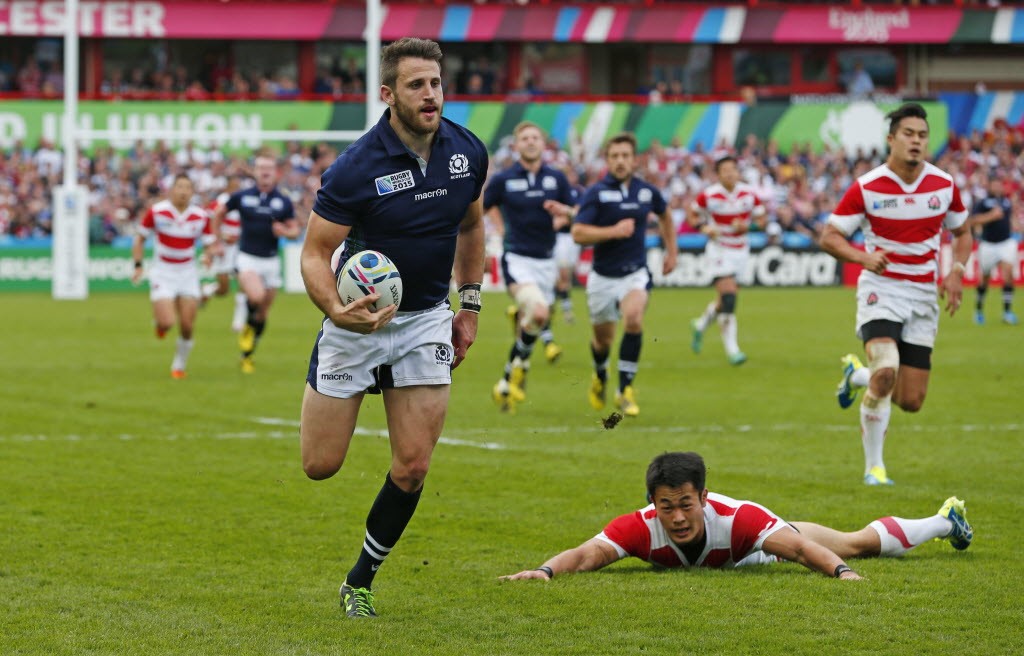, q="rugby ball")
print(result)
[337,250,403,310]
